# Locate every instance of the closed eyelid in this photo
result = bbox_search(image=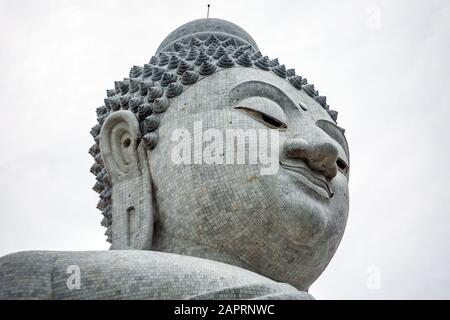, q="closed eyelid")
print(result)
[234,96,287,126]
